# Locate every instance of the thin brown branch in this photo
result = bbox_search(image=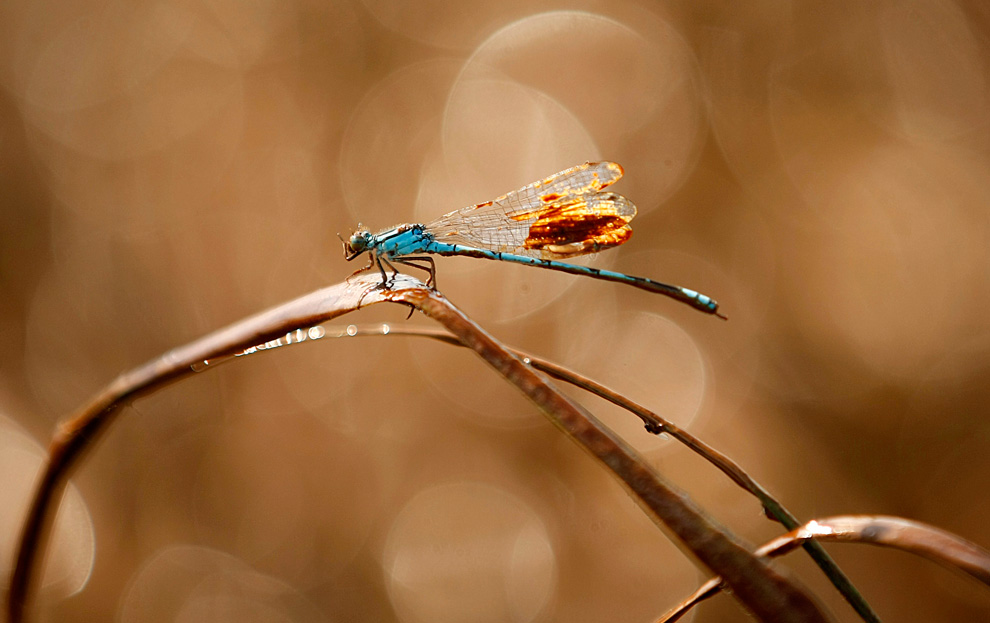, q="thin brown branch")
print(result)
[333,324,878,622]
[522,356,876,622]
[13,278,828,623]
[393,287,829,623]
[8,273,418,623]
[658,516,990,622]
